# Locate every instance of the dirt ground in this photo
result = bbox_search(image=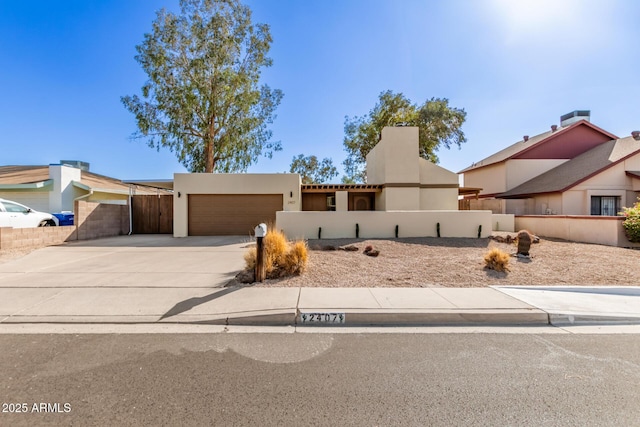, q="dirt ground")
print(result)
[255,235,640,288]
